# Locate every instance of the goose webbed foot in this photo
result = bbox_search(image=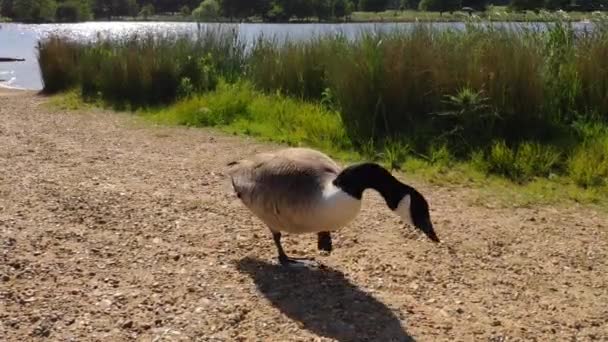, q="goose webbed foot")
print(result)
[317,231,332,255]
[272,231,320,269]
